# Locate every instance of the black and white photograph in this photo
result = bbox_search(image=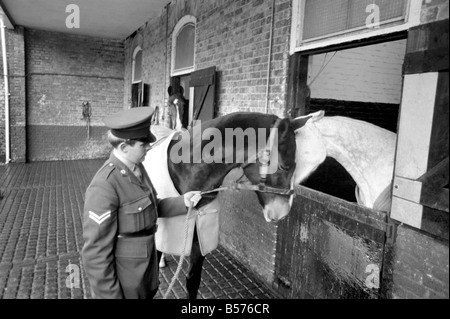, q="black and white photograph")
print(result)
[0,0,448,309]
